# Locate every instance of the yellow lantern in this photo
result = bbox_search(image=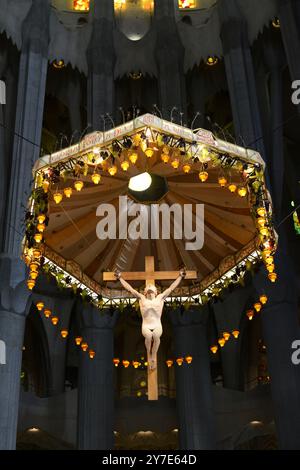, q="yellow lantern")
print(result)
[29,271,38,281]
[27,279,36,290]
[53,192,63,204]
[122,360,130,368]
[30,261,39,273]
[43,180,50,193]
[108,165,117,176]
[80,342,87,352]
[247,310,254,320]
[75,337,83,346]
[113,358,120,367]
[129,152,138,164]
[33,248,42,258]
[257,207,266,217]
[36,301,44,311]
[74,180,84,192]
[37,223,46,233]
[145,148,154,158]
[260,227,269,237]
[254,302,262,313]
[171,159,180,169]
[61,330,68,339]
[37,214,46,224]
[176,357,184,366]
[210,345,218,354]
[265,256,274,265]
[232,330,240,339]
[257,217,266,227]
[260,294,268,305]
[218,176,227,187]
[64,187,73,198]
[51,317,59,326]
[89,350,96,359]
[238,186,247,197]
[183,164,191,174]
[267,264,275,273]
[132,361,140,369]
[34,233,43,244]
[44,309,51,318]
[91,173,101,184]
[161,153,170,164]
[199,171,208,183]
[218,338,226,348]
[166,359,173,368]
[133,134,141,147]
[228,183,237,193]
[262,248,272,258]
[223,332,231,341]
[121,161,130,172]
[269,272,277,283]
[185,355,193,364]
